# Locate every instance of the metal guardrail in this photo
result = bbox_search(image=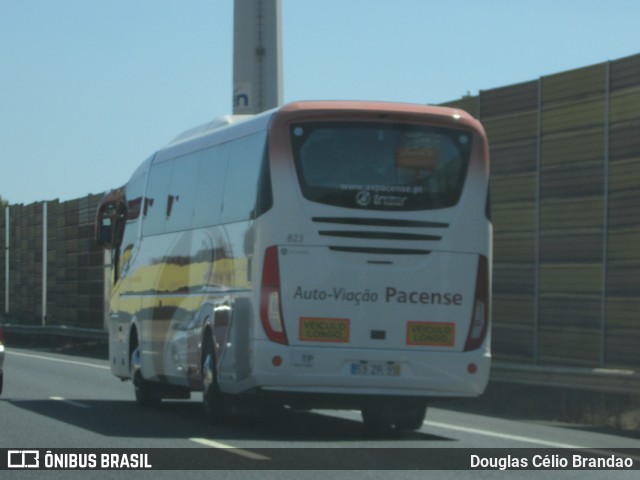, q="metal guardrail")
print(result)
[3,324,108,341]
[491,361,640,396]
[2,324,638,396]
